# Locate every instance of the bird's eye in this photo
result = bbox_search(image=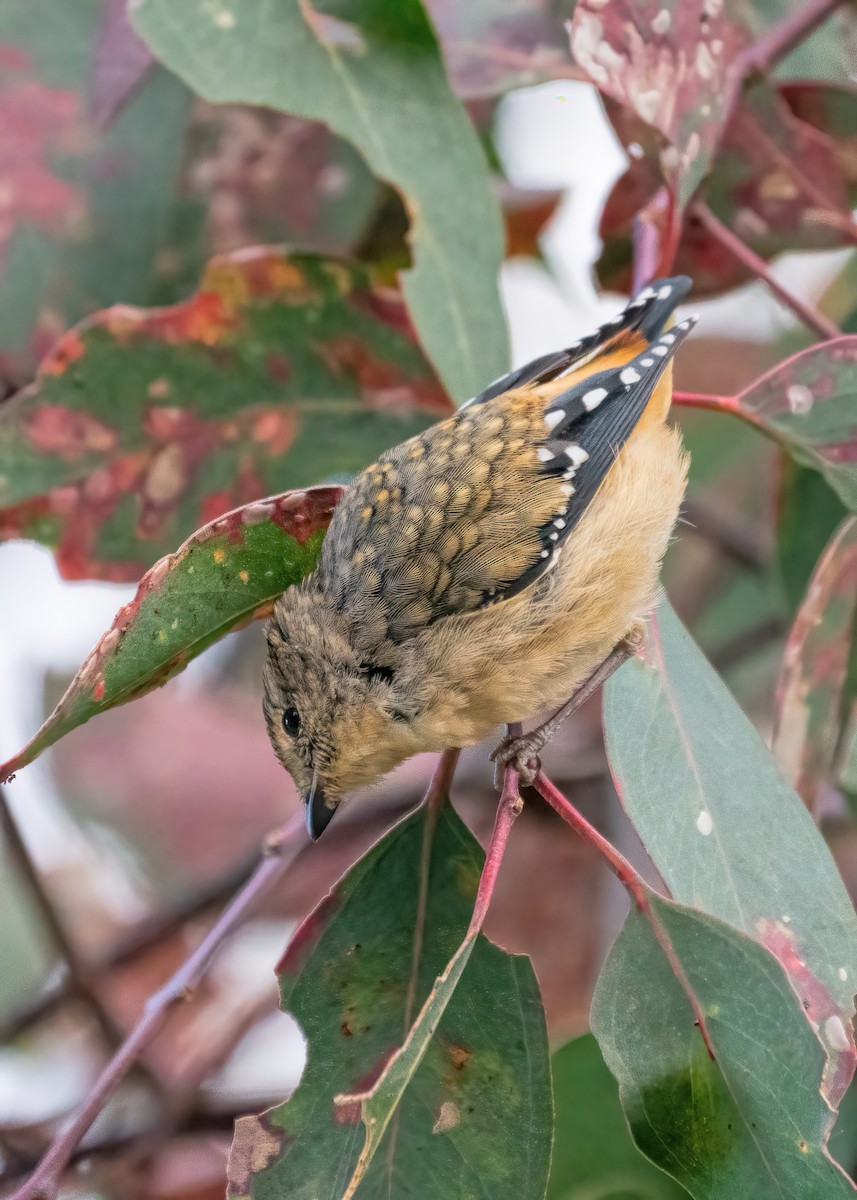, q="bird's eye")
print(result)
[282,706,301,736]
